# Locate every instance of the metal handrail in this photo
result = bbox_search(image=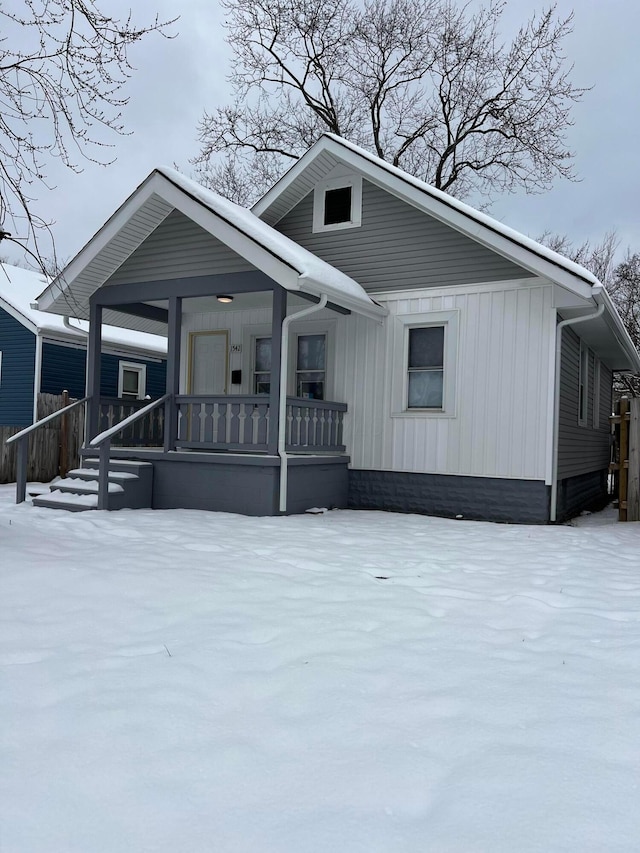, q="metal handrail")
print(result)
[89,394,170,510]
[7,396,90,505]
